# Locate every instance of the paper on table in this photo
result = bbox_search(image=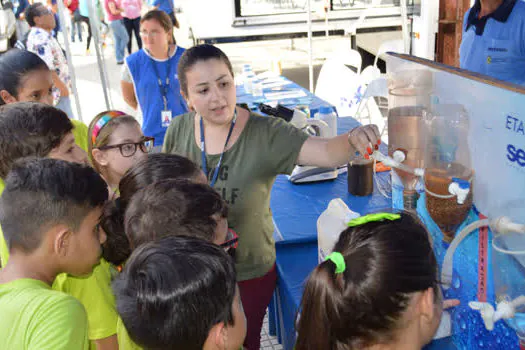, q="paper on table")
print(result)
[260,76,287,84]
[262,80,293,89]
[257,71,280,80]
[264,89,308,101]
